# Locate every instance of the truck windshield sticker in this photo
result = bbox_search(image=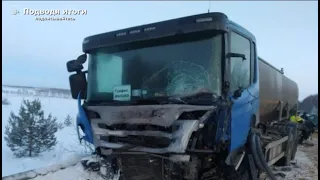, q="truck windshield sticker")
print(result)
[113,85,131,101]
